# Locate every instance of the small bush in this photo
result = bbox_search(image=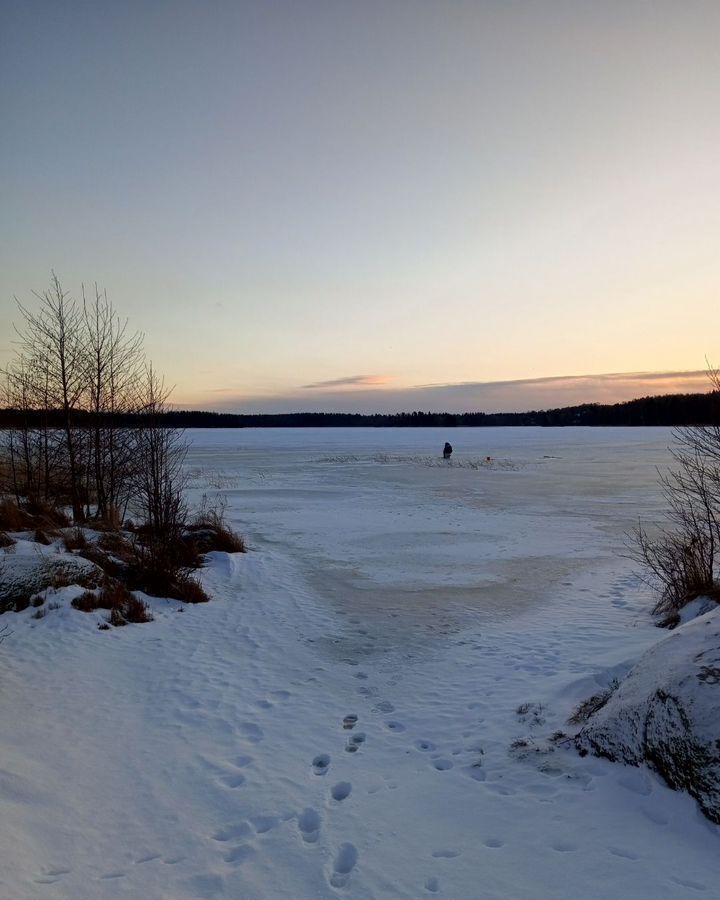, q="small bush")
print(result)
[63,527,88,551]
[33,528,52,545]
[71,578,153,624]
[0,531,15,548]
[122,593,154,623]
[186,521,246,555]
[141,568,210,603]
[172,572,210,604]
[190,494,246,553]
[72,590,101,612]
[109,607,127,626]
